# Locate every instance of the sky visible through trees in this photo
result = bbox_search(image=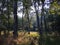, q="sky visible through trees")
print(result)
[17,0,50,17]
